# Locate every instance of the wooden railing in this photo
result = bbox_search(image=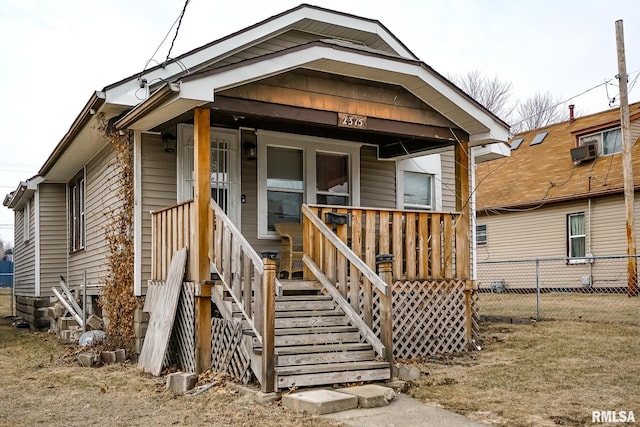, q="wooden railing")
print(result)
[305,205,465,281]
[301,205,392,363]
[151,200,195,280]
